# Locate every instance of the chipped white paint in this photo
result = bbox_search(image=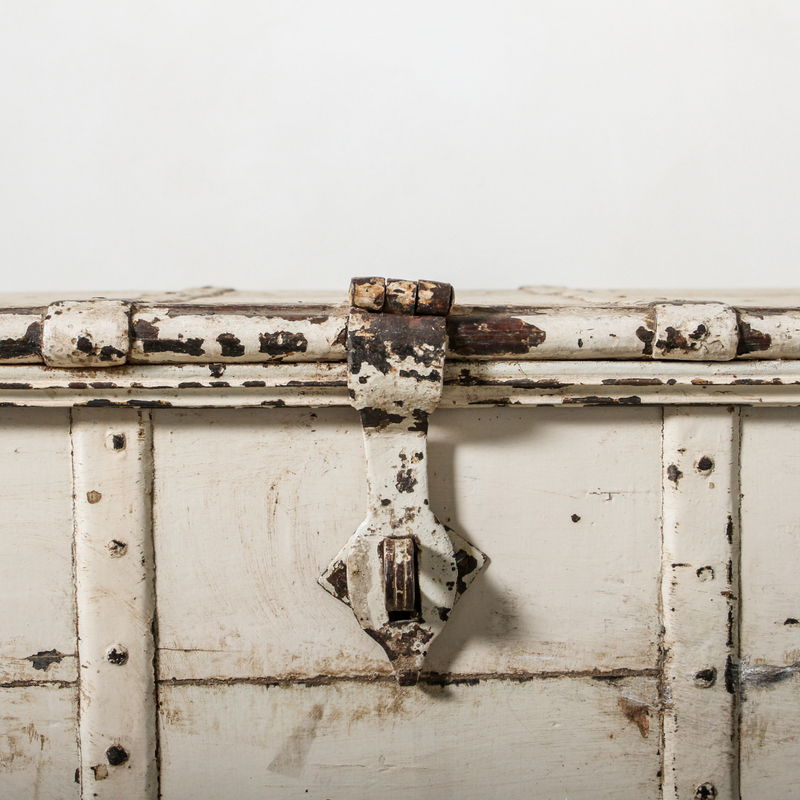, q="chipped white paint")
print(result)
[447,305,655,359]
[4,359,800,409]
[129,305,346,363]
[653,302,739,361]
[1,286,800,365]
[737,308,800,359]
[42,300,130,367]
[0,307,42,363]
[153,406,661,681]
[4,281,800,796]
[71,408,157,798]
[661,407,740,799]
[739,408,800,799]
[321,306,485,684]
